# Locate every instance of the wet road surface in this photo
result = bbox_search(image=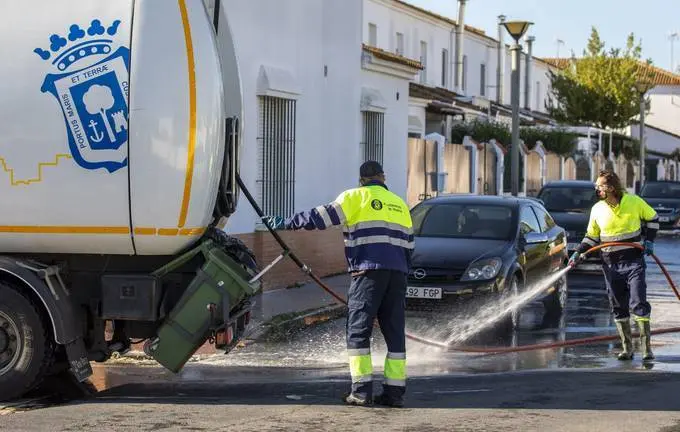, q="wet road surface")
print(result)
[3,235,680,430]
[200,234,680,377]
